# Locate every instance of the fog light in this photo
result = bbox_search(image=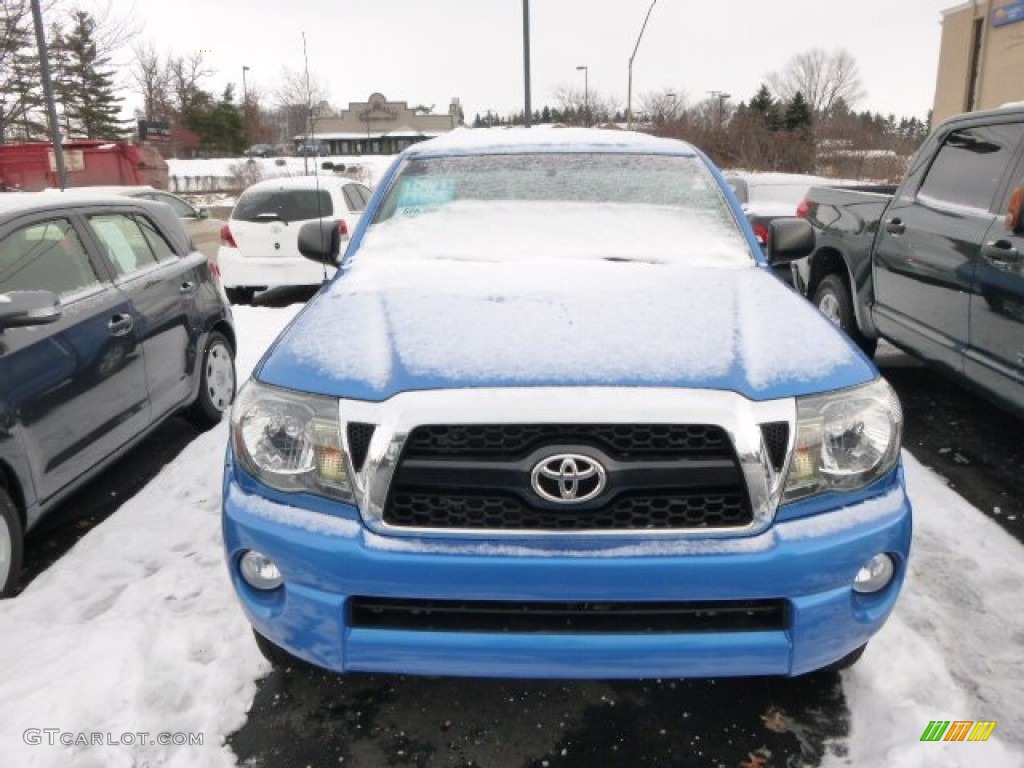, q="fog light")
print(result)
[240,550,283,590]
[853,553,895,594]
